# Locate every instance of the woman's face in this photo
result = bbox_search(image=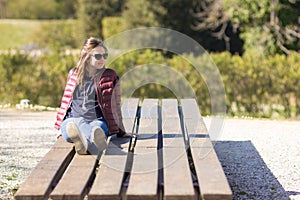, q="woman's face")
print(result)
[90,46,107,70]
